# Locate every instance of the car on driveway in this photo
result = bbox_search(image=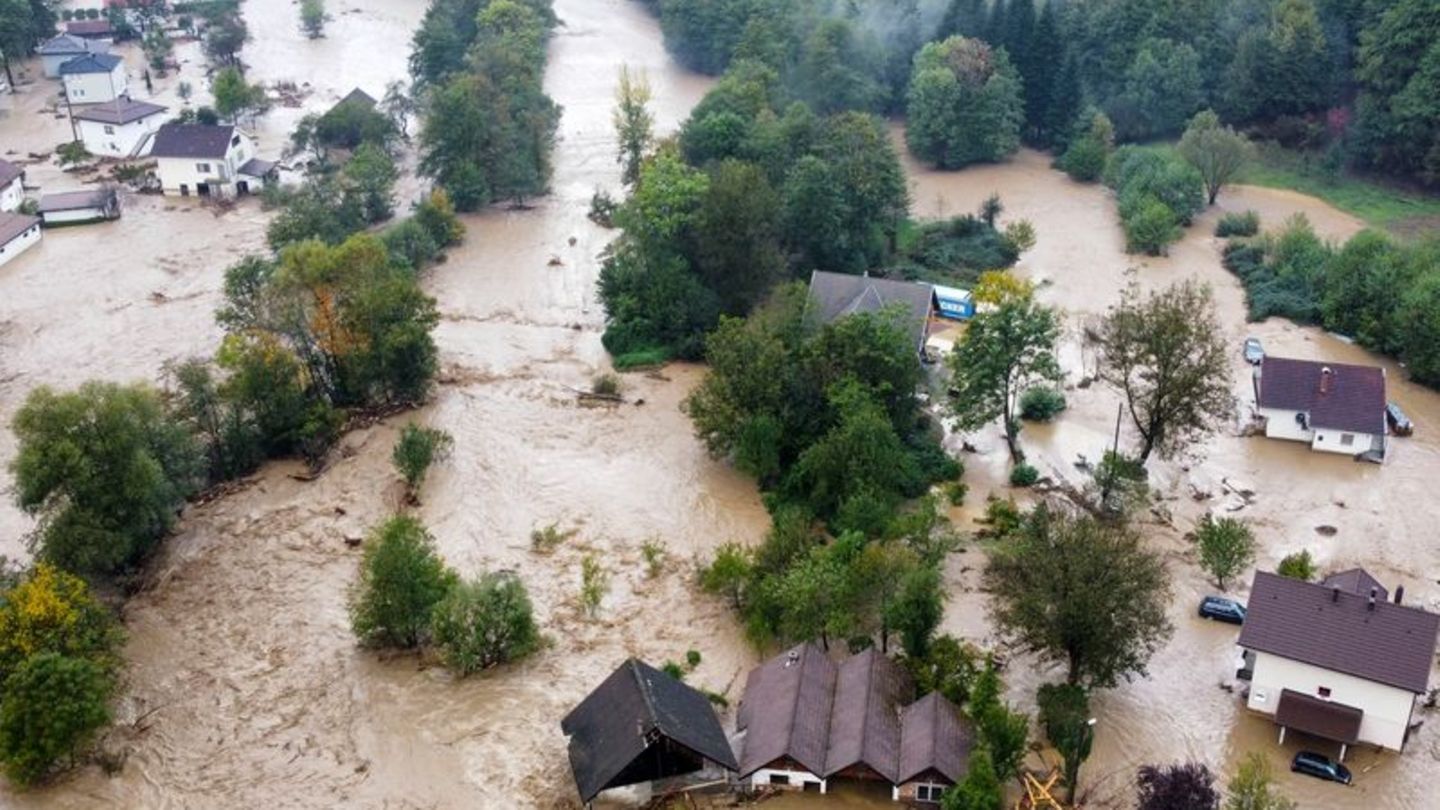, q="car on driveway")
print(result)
[1199,596,1246,625]
[1291,751,1352,785]
[1243,337,1265,365]
[1387,402,1413,436]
